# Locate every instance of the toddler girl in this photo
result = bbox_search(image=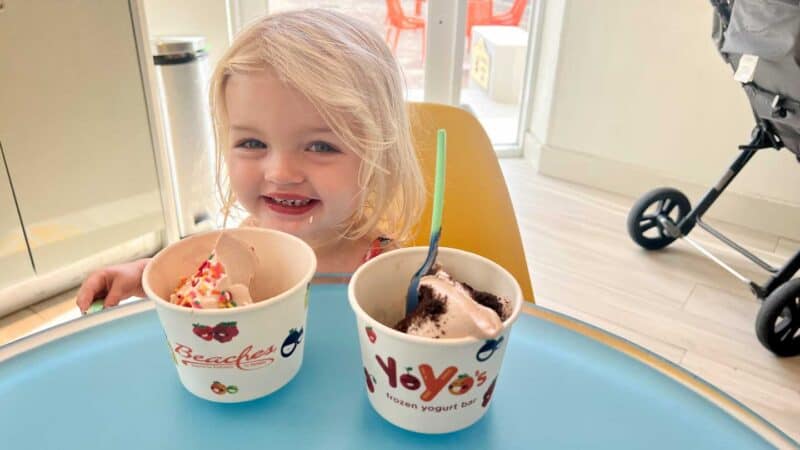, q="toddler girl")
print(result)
[77,8,425,312]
